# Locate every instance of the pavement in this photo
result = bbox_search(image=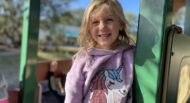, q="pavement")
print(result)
[0,49,20,89]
